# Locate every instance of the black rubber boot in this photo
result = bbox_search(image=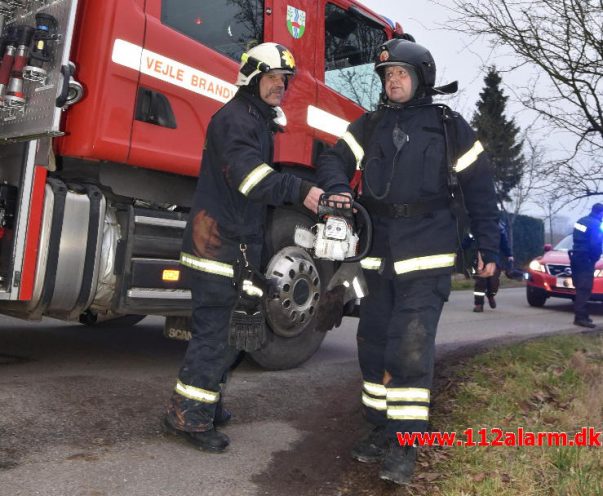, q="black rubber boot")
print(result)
[574,318,596,328]
[379,442,417,485]
[487,294,497,309]
[214,403,232,427]
[473,304,484,313]
[163,417,230,453]
[351,425,387,463]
